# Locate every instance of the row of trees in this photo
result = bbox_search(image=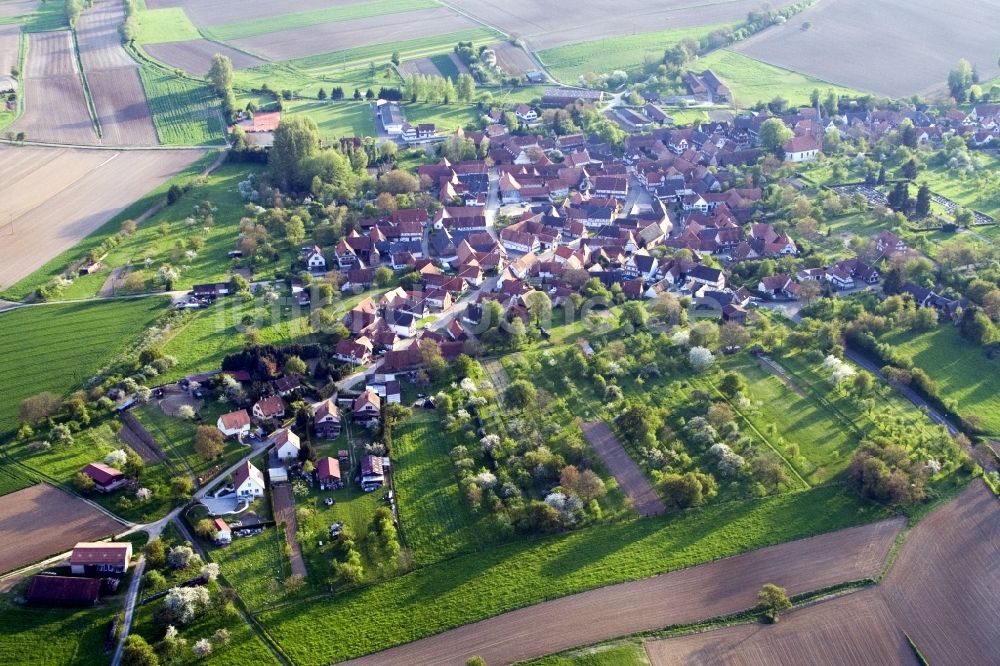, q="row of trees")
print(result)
[403,73,476,103]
